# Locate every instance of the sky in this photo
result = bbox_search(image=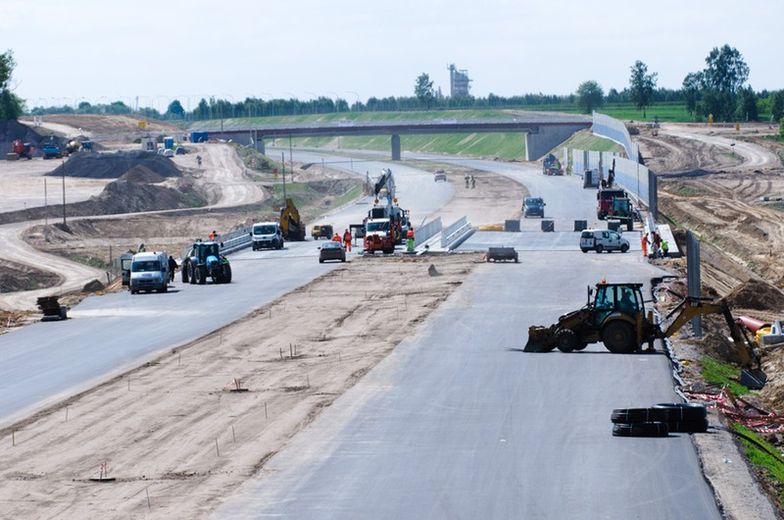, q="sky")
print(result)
[2,0,781,112]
